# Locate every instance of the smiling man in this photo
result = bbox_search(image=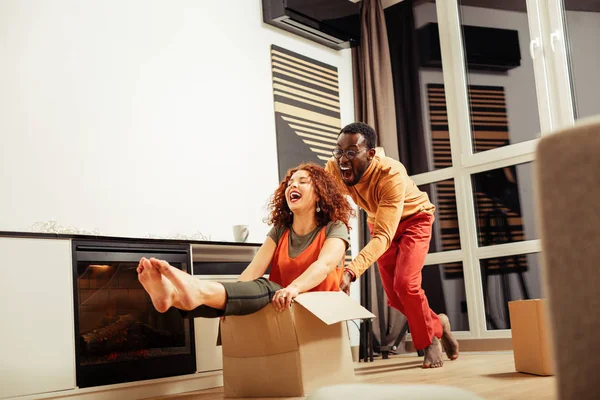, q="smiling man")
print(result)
[325,122,459,369]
